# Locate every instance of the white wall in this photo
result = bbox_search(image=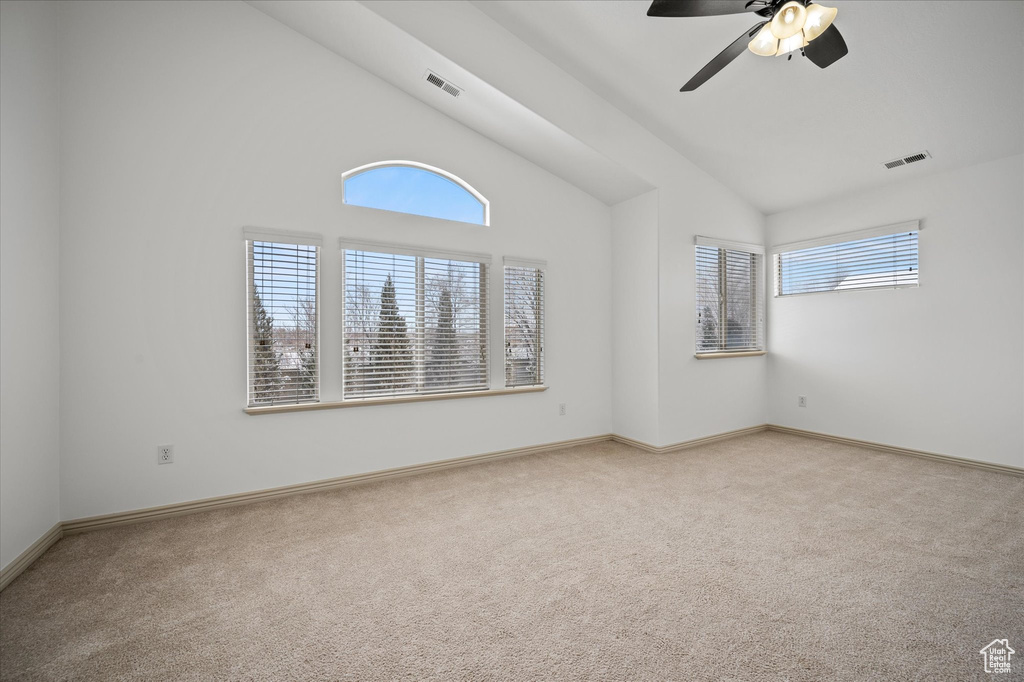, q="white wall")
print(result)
[58,0,613,520]
[611,190,660,443]
[0,1,62,569]
[766,155,1024,468]
[657,171,768,446]
[609,183,768,448]
[18,0,1010,542]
